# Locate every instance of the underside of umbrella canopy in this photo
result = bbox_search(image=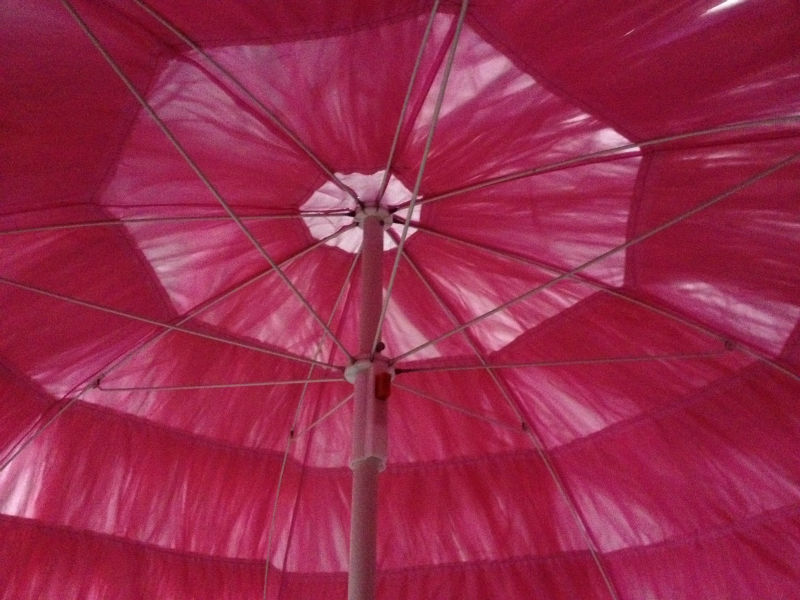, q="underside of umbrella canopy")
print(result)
[1,1,799,598]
